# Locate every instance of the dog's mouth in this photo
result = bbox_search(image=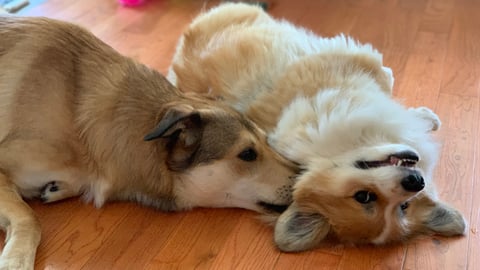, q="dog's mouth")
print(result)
[355,151,419,170]
[257,201,289,213]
